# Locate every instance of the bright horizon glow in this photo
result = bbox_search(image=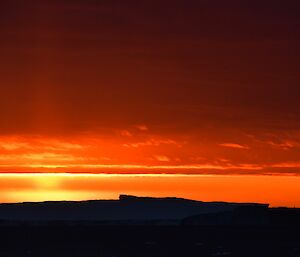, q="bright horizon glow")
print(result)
[0,173,299,207]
